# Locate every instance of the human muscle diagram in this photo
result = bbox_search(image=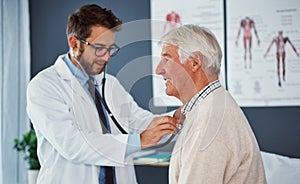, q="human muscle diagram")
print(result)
[264,31,299,87]
[163,11,182,34]
[227,0,300,106]
[235,17,260,69]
